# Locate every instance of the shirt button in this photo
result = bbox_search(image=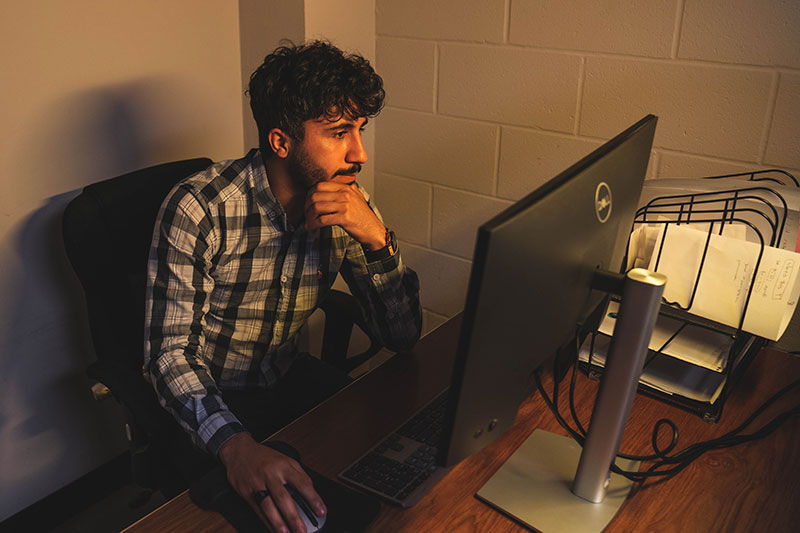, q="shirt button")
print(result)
[280,275,288,283]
